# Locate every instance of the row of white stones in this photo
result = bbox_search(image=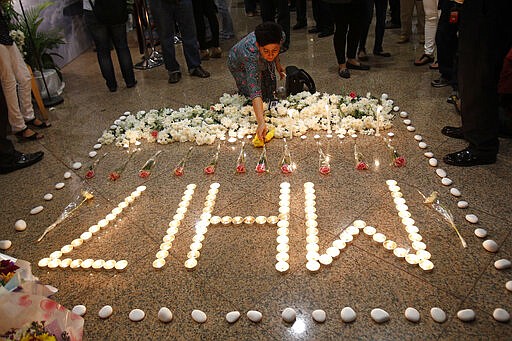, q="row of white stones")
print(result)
[37,186,147,270]
[79,304,511,324]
